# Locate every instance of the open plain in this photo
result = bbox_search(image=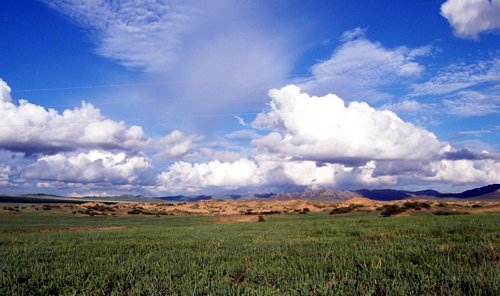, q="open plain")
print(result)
[1,198,499,295]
